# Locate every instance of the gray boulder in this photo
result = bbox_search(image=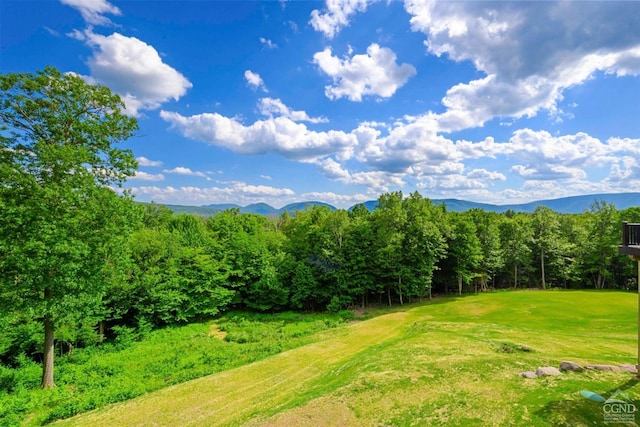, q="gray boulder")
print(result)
[618,364,638,374]
[536,366,562,377]
[585,364,620,371]
[559,361,584,372]
[520,371,537,379]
